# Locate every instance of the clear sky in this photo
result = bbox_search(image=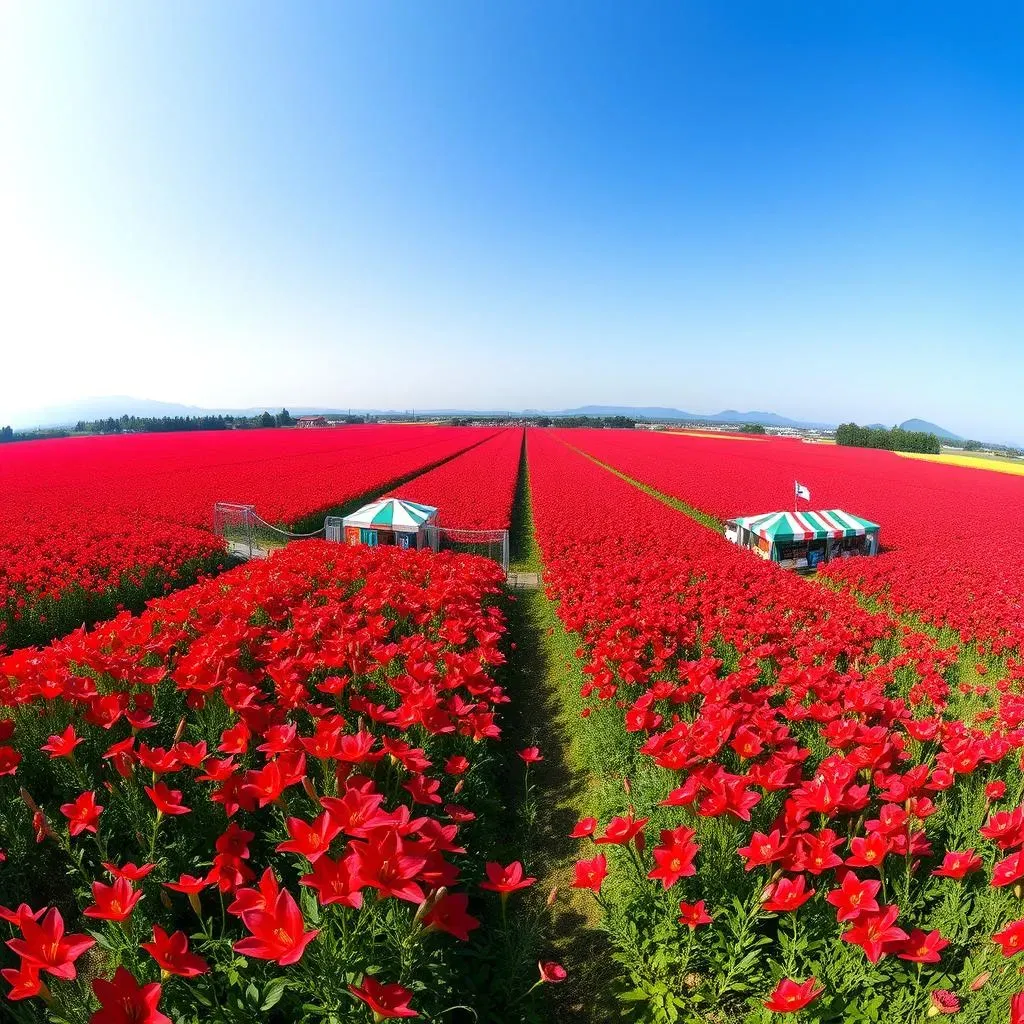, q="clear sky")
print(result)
[1,2,1021,438]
